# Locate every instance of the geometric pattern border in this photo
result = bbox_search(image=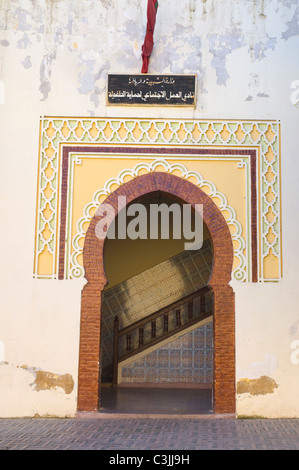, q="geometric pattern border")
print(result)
[34,117,281,282]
